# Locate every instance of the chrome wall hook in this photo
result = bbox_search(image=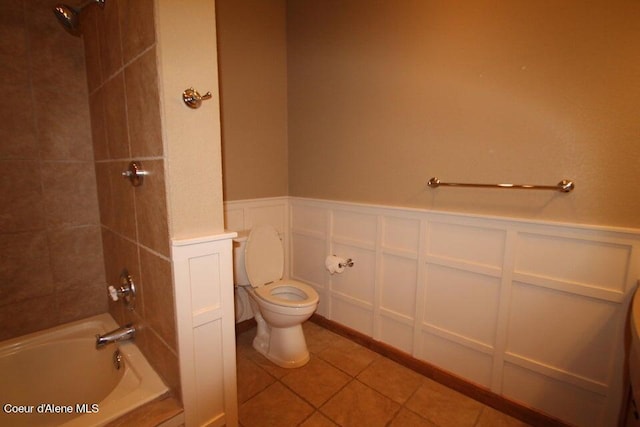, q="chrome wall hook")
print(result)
[182,87,212,109]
